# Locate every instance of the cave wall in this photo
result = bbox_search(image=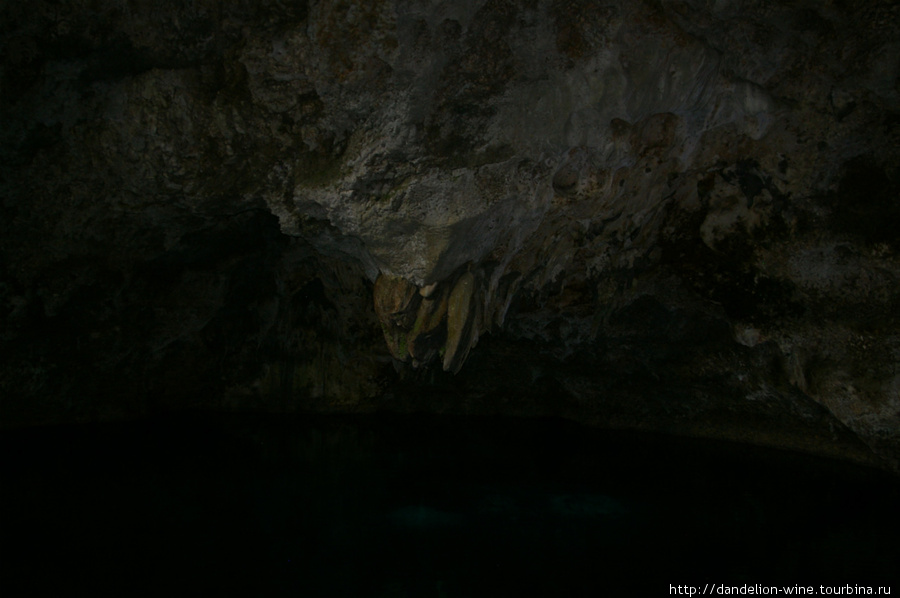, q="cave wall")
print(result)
[2,0,899,469]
